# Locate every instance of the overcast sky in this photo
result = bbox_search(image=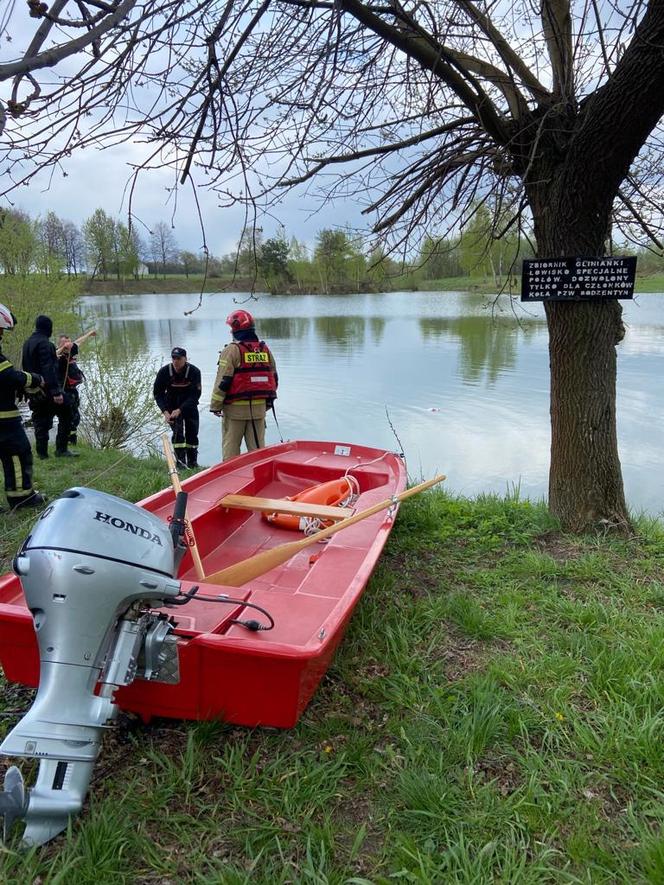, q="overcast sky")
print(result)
[7,140,368,258]
[1,4,375,259]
